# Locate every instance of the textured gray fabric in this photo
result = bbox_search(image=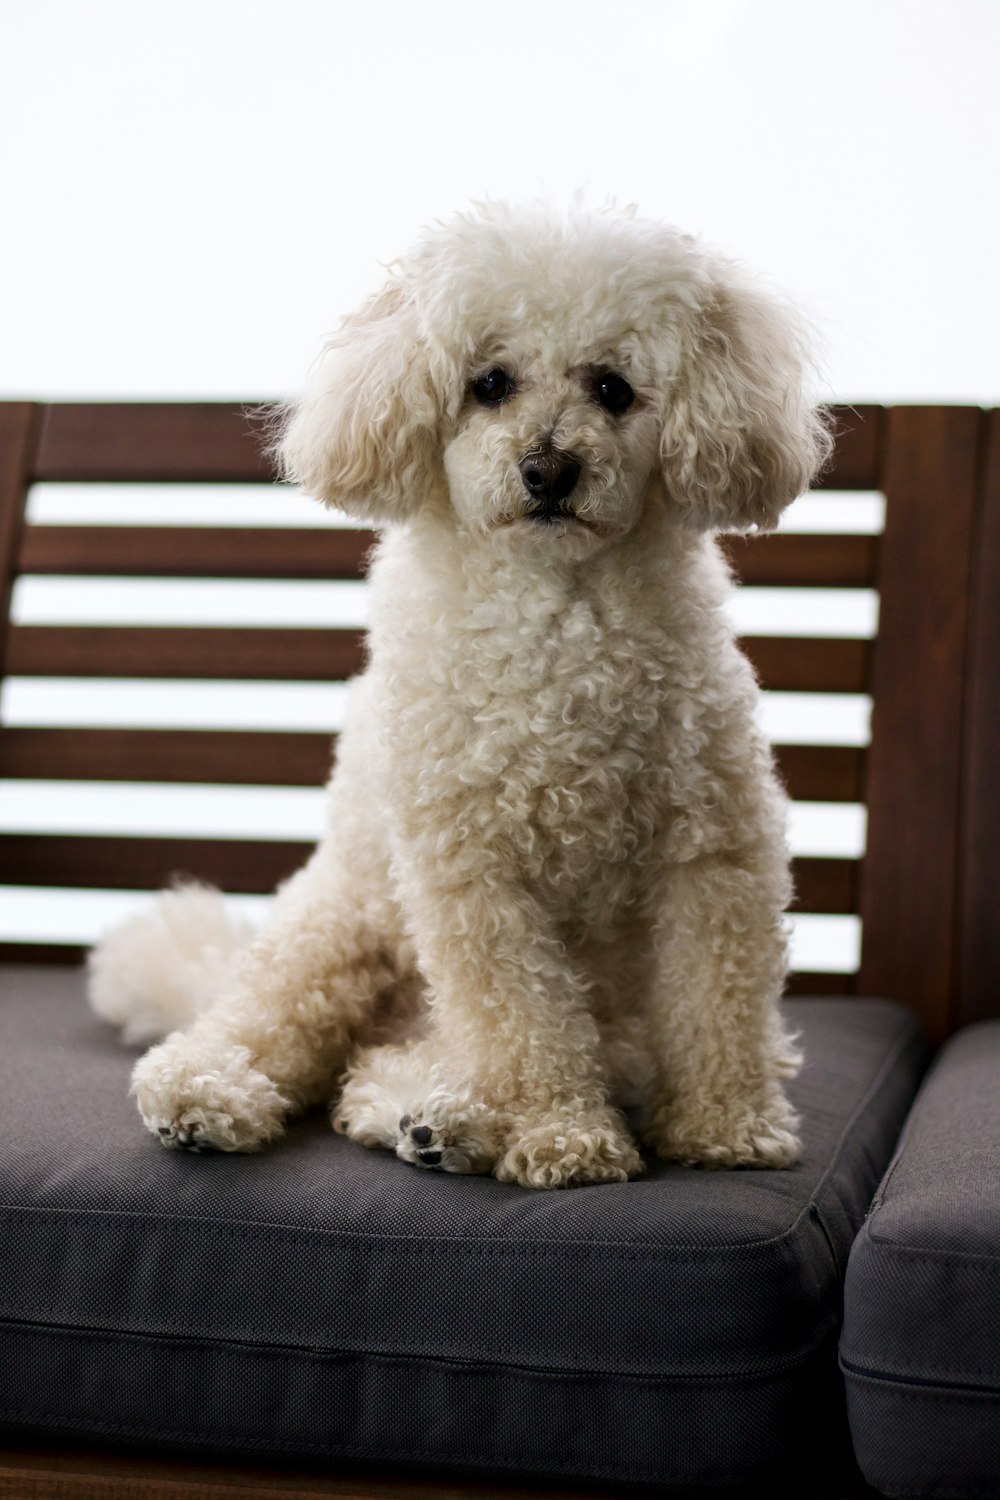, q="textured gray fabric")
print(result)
[841,1021,1000,1499]
[0,966,928,1487]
